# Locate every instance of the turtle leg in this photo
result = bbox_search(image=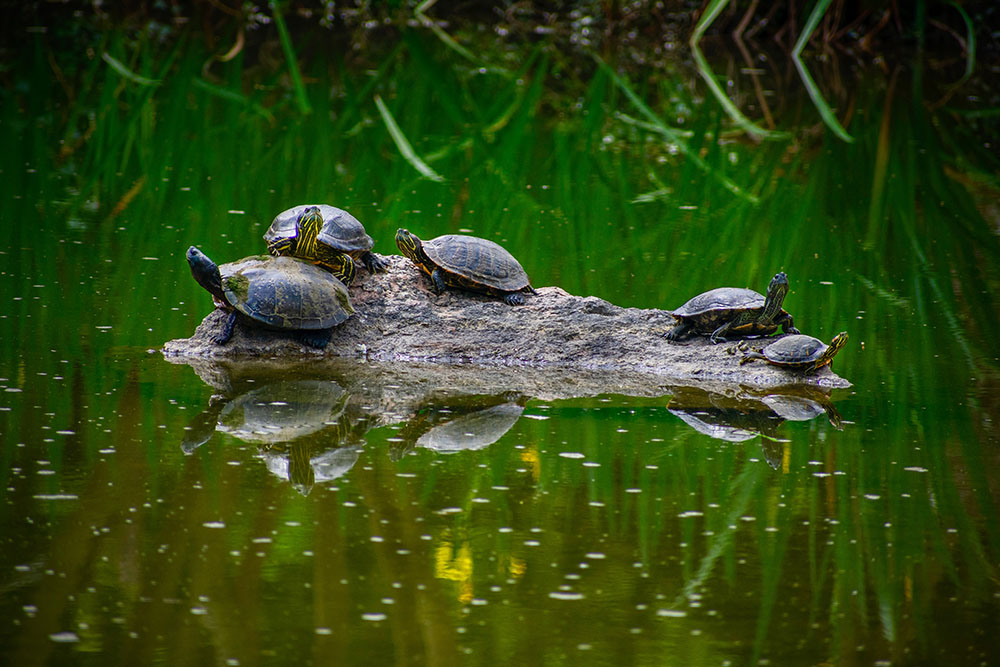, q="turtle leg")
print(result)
[360,251,390,274]
[267,238,293,257]
[430,268,447,295]
[318,255,356,286]
[504,292,525,306]
[709,321,734,344]
[296,328,333,349]
[213,312,238,345]
[338,256,358,286]
[739,351,766,365]
[777,312,800,335]
[665,320,693,341]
